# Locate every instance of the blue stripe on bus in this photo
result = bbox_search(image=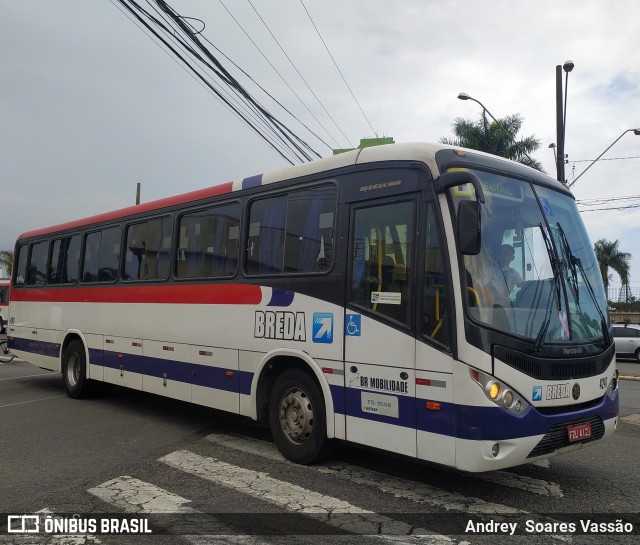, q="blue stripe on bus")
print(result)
[331,385,618,441]
[242,174,263,189]
[9,337,59,358]
[11,339,619,441]
[266,288,295,307]
[15,339,253,395]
